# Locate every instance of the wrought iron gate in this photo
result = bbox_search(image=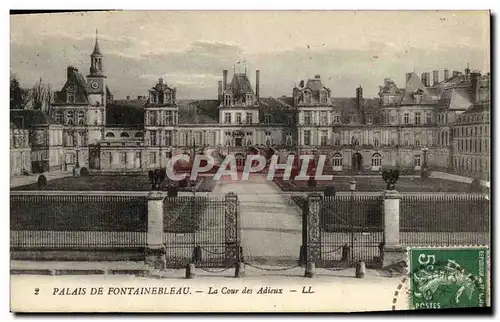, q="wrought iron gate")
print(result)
[162,192,241,268]
[302,193,384,268]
